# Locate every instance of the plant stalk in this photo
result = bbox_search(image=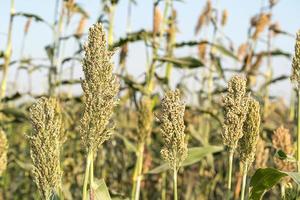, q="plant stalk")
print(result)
[108,3,116,46]
[240,162,248,200]
[297,88,300,200]
[82,151,93,200]
[132,142,145,200]
[173,169,178,200]
[226,150,234,200]
[161,172,167,200]
[0,0,14,101]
